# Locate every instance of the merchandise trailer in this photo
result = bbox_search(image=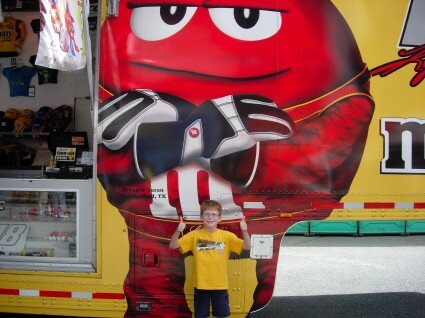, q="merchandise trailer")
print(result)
[0,0,424,316]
